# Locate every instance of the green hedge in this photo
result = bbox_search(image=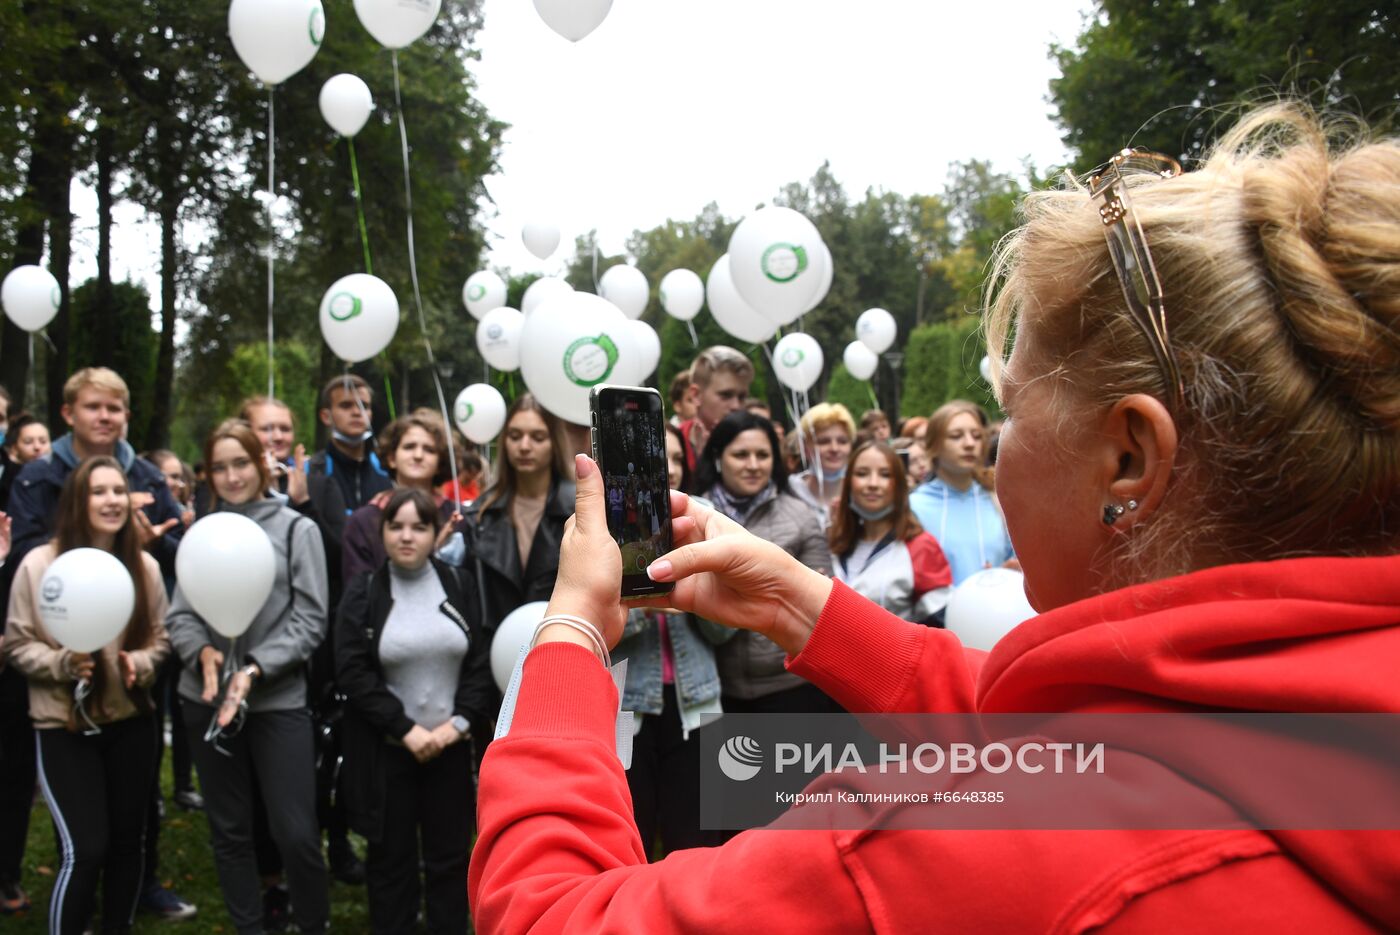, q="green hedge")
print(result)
[898,316,1001,423]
